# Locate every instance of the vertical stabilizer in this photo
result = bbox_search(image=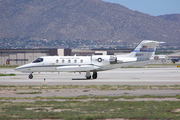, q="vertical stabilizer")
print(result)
[128,40,160,61]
